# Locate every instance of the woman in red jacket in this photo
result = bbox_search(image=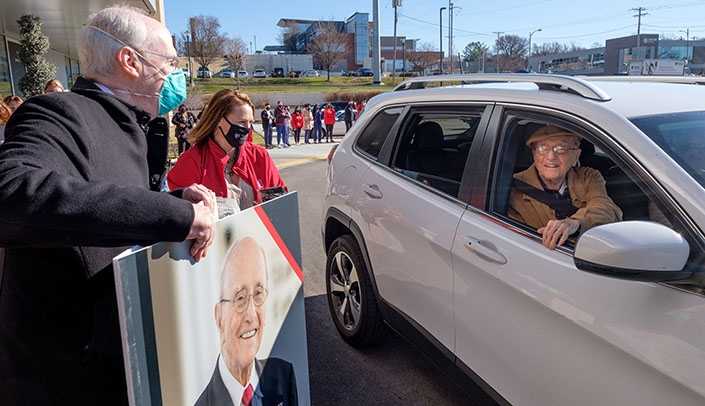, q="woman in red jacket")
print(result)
[167,89,287,215]
[291,106,304,144]
[323,104,336,142]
